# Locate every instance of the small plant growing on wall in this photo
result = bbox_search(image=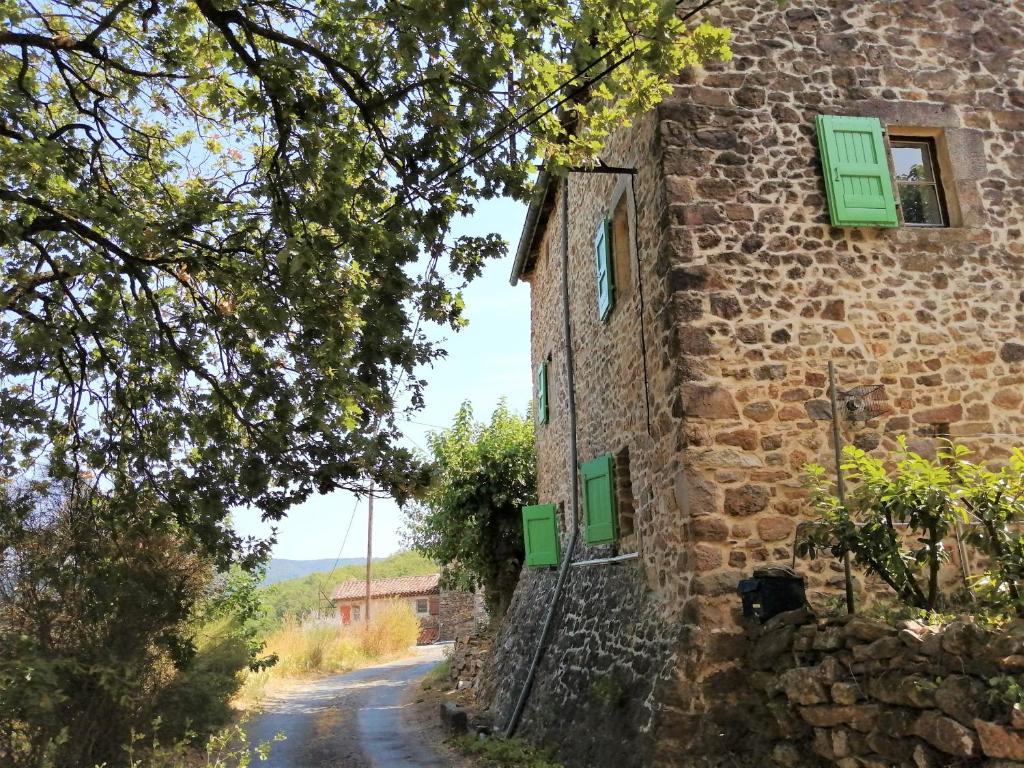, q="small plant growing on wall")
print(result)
[797,438,1024,617]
